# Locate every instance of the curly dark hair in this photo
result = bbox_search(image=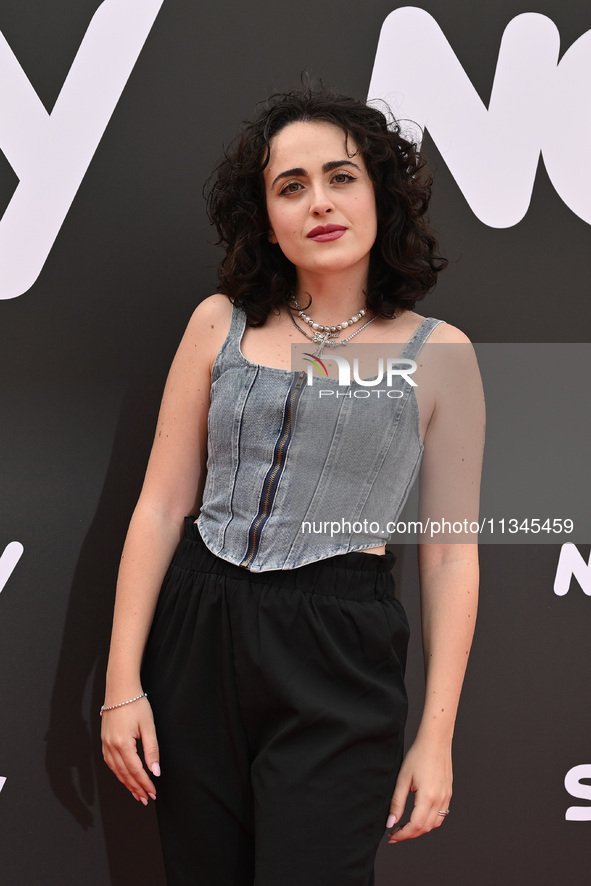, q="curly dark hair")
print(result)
[205,84,447,325]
